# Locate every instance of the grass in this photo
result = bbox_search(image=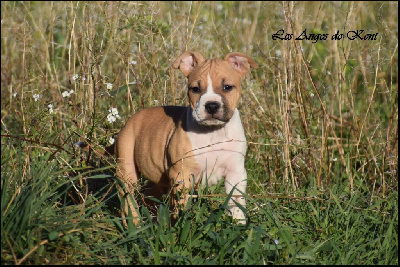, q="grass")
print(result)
[1,1,398,265]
